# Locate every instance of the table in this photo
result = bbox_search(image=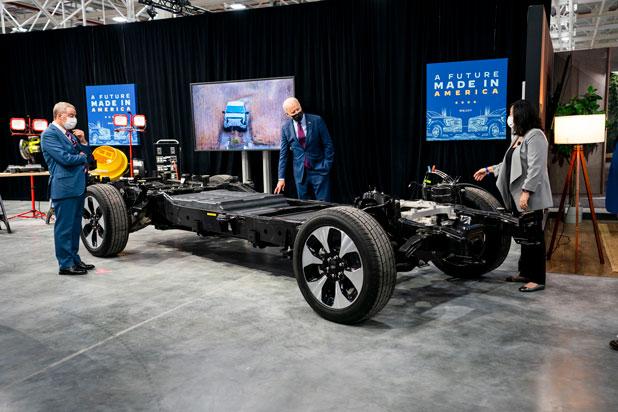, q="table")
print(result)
[0,171,49,219]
